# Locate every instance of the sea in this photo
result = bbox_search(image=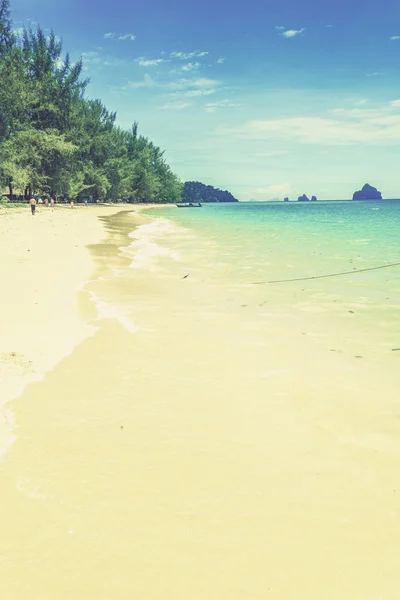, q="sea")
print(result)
[2,199,400,599]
